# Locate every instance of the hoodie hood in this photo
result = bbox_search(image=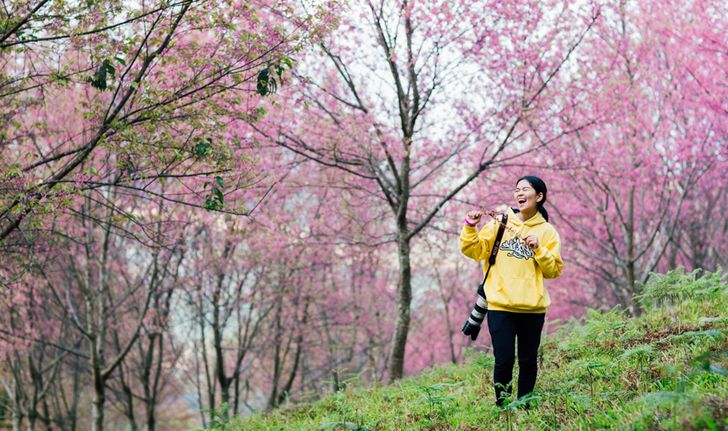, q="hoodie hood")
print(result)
[507,207,546,227]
